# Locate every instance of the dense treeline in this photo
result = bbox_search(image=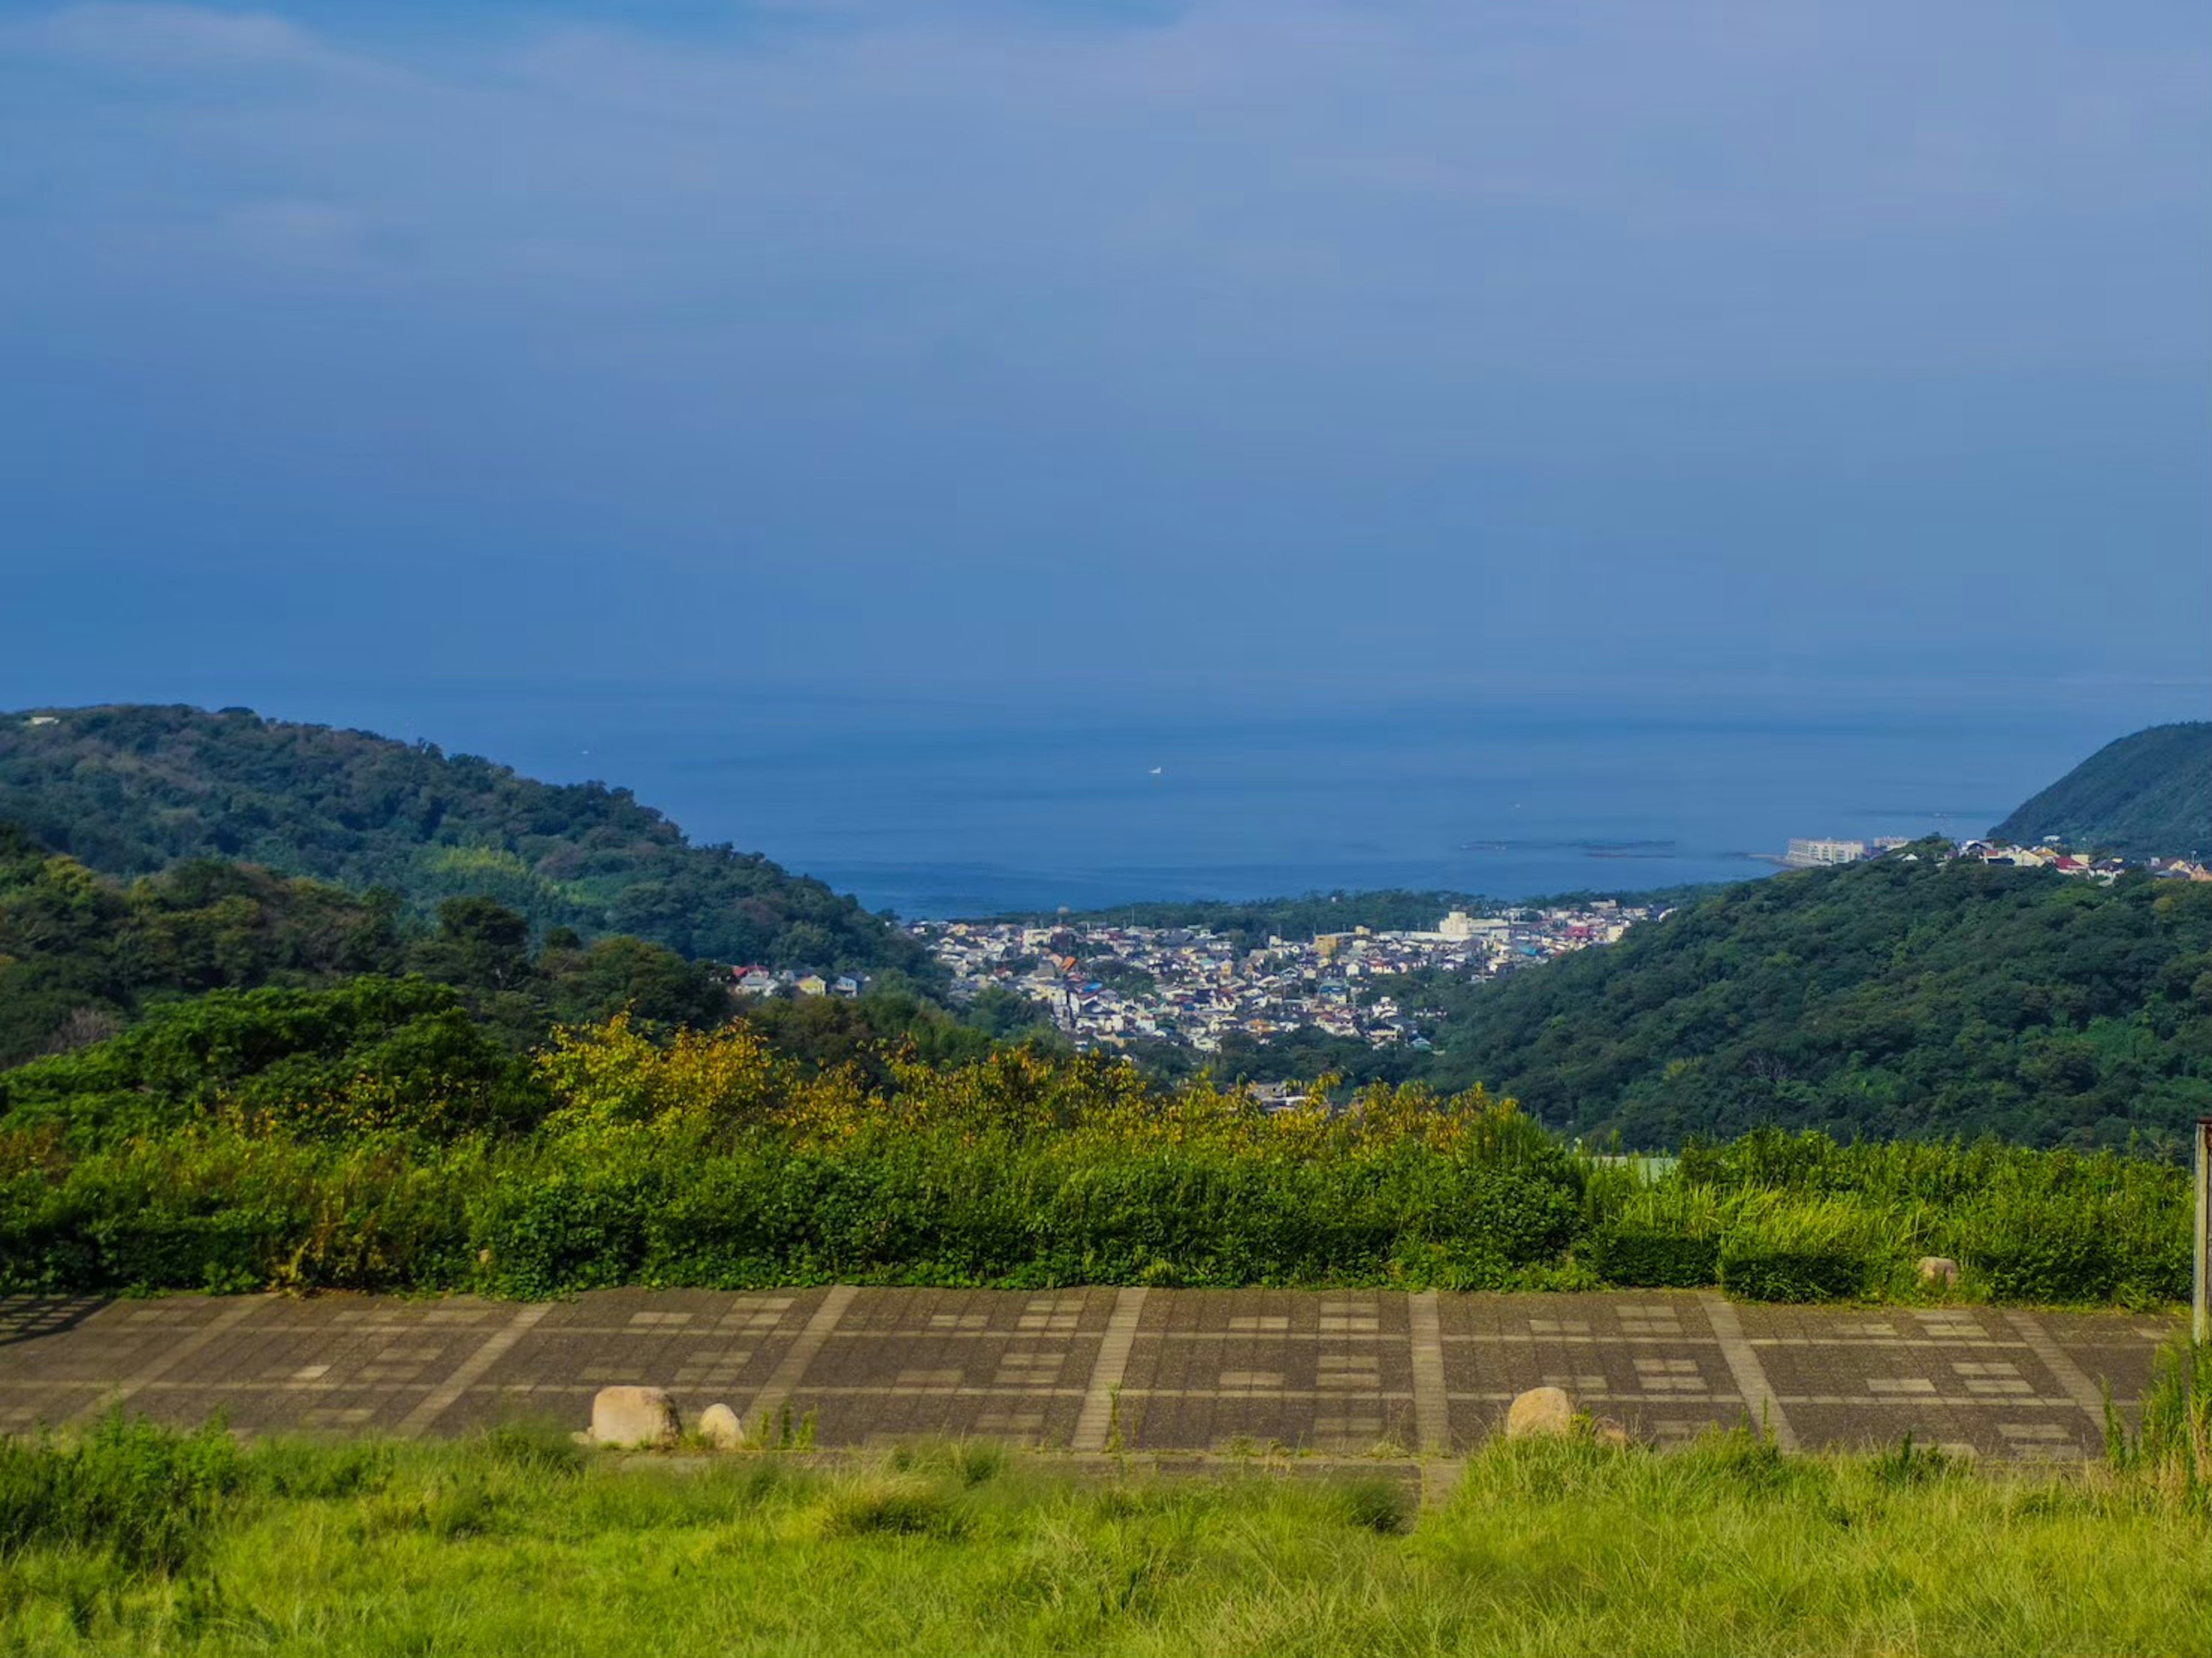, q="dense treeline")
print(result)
[0,999,2187,1306]
[0,705,931,976]
[0,828,731,1066]
[1990,720,2211,858]
[0,824,404,1065]
[1383,851,2212,1152]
